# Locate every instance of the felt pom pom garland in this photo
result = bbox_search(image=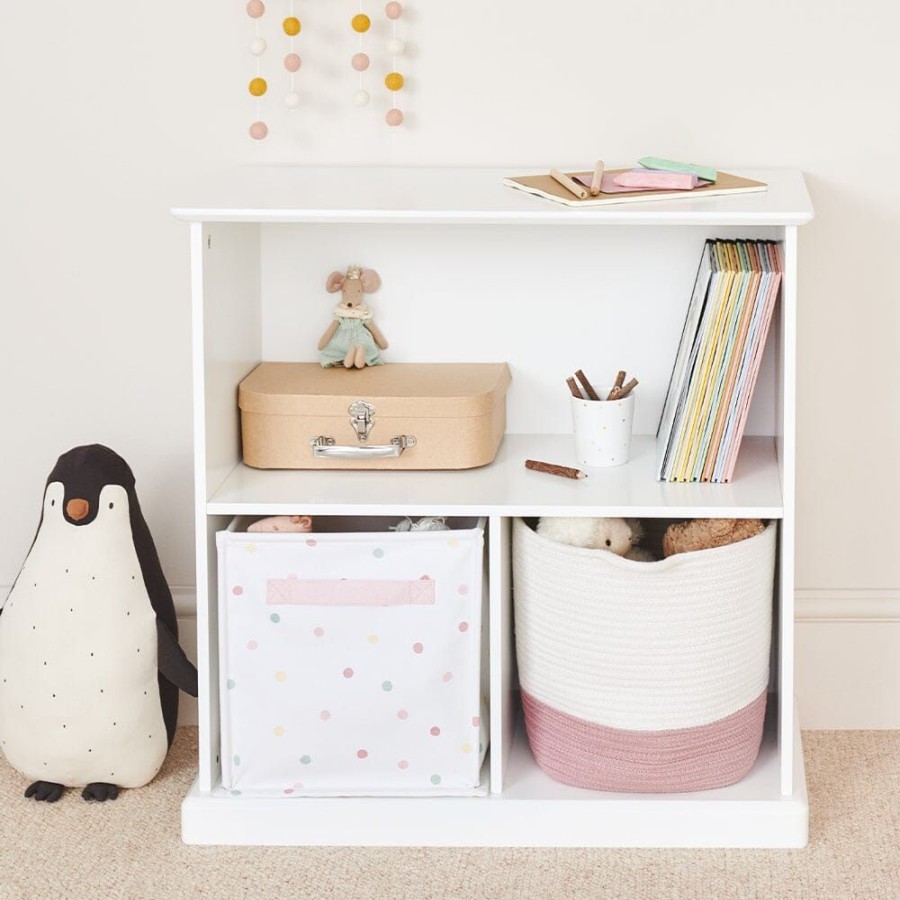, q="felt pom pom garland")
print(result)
[384,1,404,126]
[247,0,269,140]
[351,1,372,108]
[283,0,302,111]
[243,2,411,138]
